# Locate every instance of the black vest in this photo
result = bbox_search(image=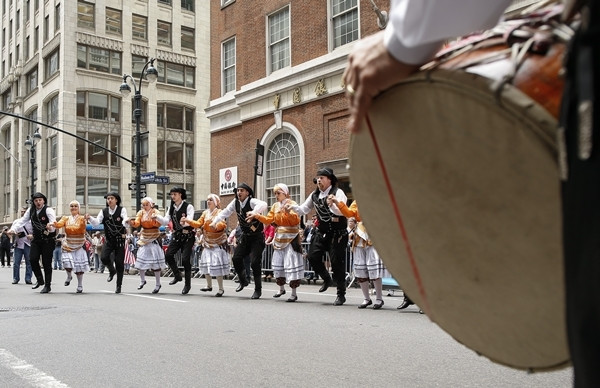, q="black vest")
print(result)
[30,206,56,240]
[235,199,263,235]
[312,187,347,232]
[102,206,126,241]
[169,201,194,233]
